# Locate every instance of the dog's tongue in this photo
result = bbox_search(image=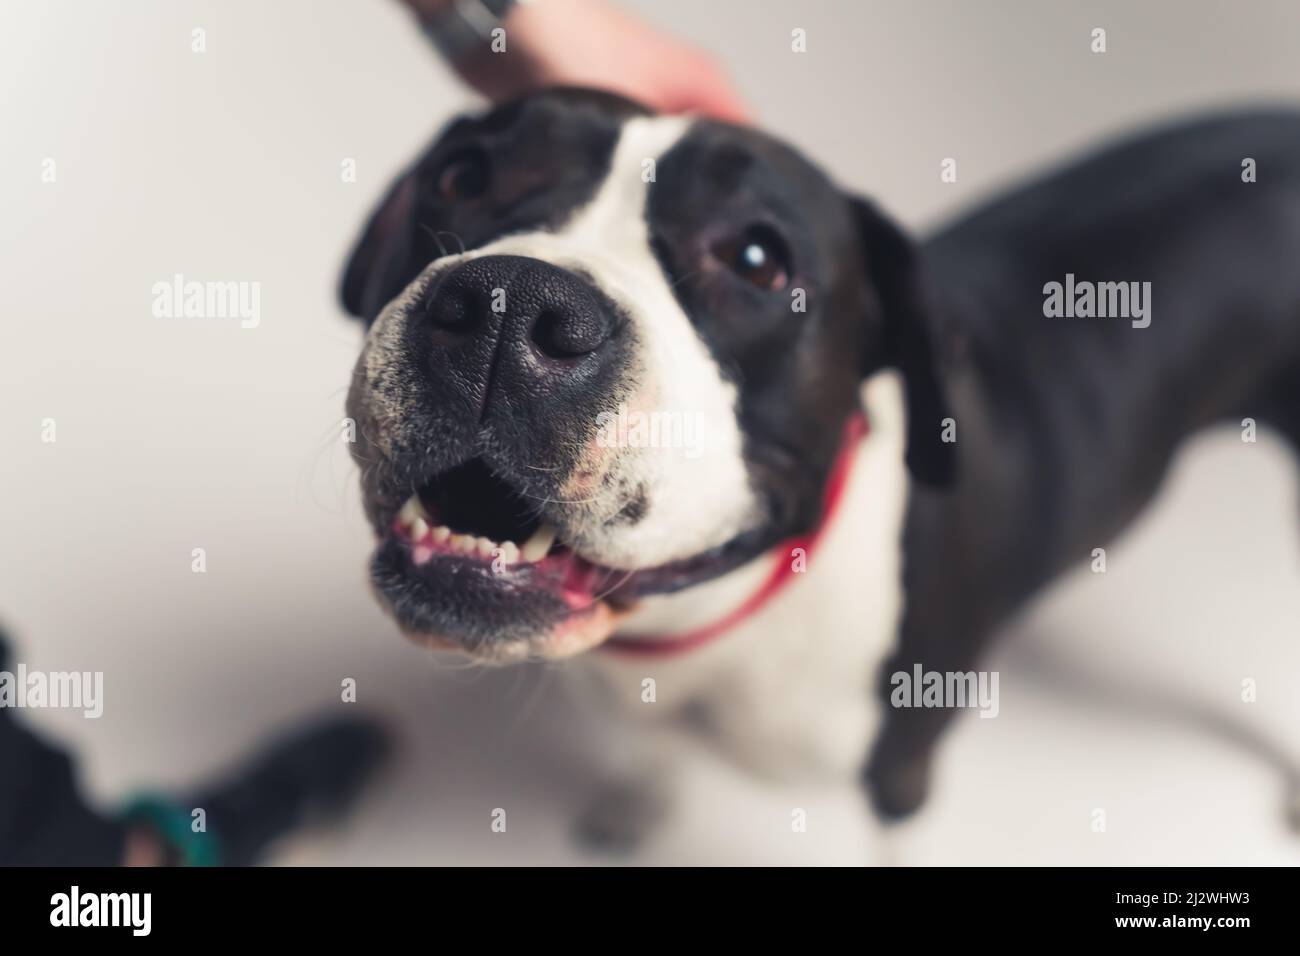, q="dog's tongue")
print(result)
[559,558,615,609]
